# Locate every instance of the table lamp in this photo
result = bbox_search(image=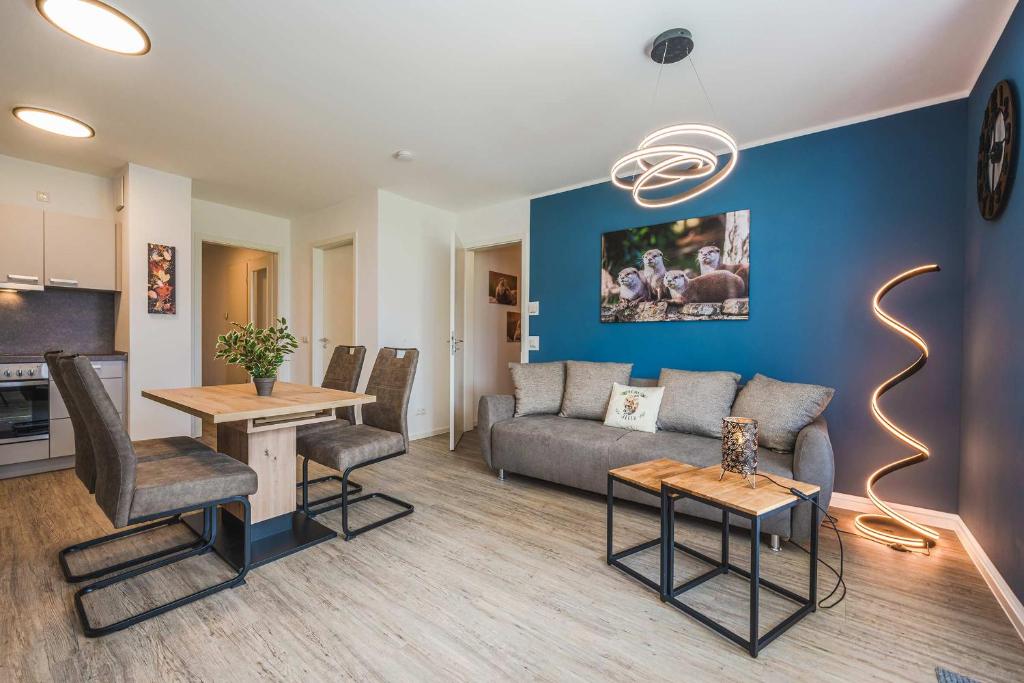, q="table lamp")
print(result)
[721,416,758,487]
